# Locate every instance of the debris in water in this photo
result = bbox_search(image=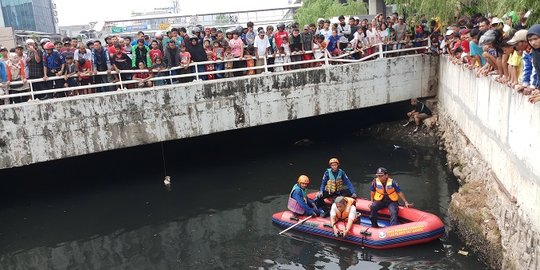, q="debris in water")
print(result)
[294,138,313,146]
[458,250,469,256]
[393,145,401,150]
[164,176,171,187]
